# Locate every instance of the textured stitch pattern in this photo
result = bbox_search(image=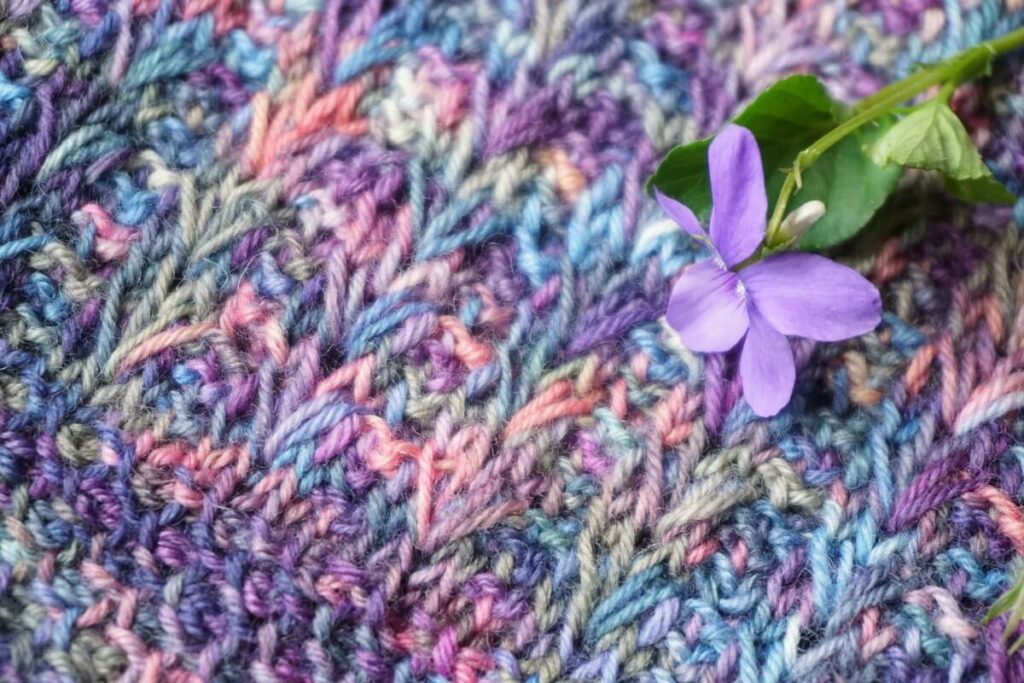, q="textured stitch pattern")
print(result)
[2,0,1024,681]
